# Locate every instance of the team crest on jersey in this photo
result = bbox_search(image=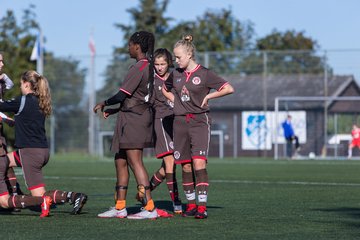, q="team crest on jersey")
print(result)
[192,77,201,85]
[174,151,180,159]
[169,141,174,150]
[158,86,162,90]
[181,86,190,102]
[176,78,182,82]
